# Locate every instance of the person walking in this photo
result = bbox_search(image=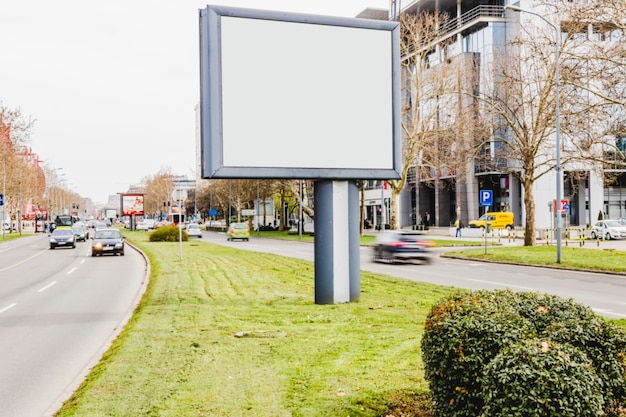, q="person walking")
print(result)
[455,218,462,238]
